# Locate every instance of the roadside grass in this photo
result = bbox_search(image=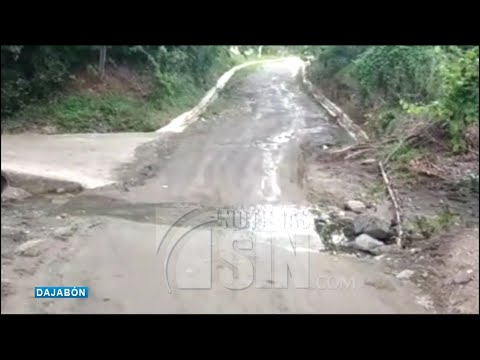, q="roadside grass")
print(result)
[409,205,460,239]
[2,54,280,134]
[365,179,386,202]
